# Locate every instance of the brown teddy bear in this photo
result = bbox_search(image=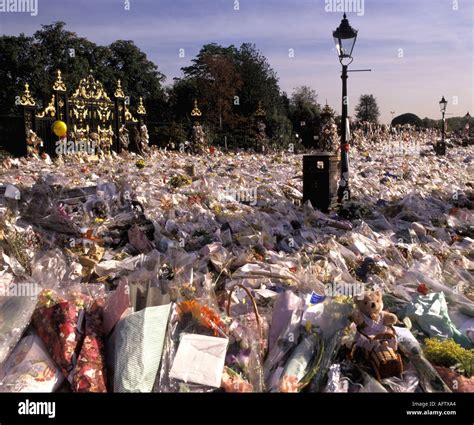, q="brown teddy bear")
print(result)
[353,289,397,328]
[351,289,402,379]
